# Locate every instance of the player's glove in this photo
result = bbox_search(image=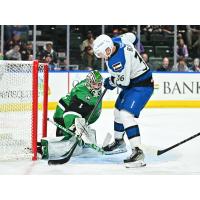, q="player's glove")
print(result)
[104,77,117,90]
